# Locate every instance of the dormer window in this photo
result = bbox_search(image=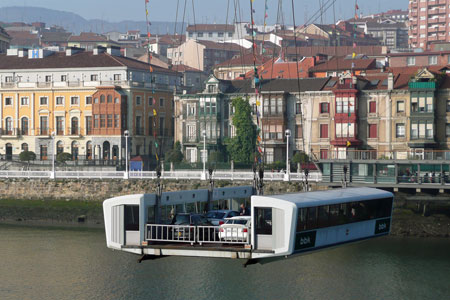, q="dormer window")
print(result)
[208,85,216,93]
